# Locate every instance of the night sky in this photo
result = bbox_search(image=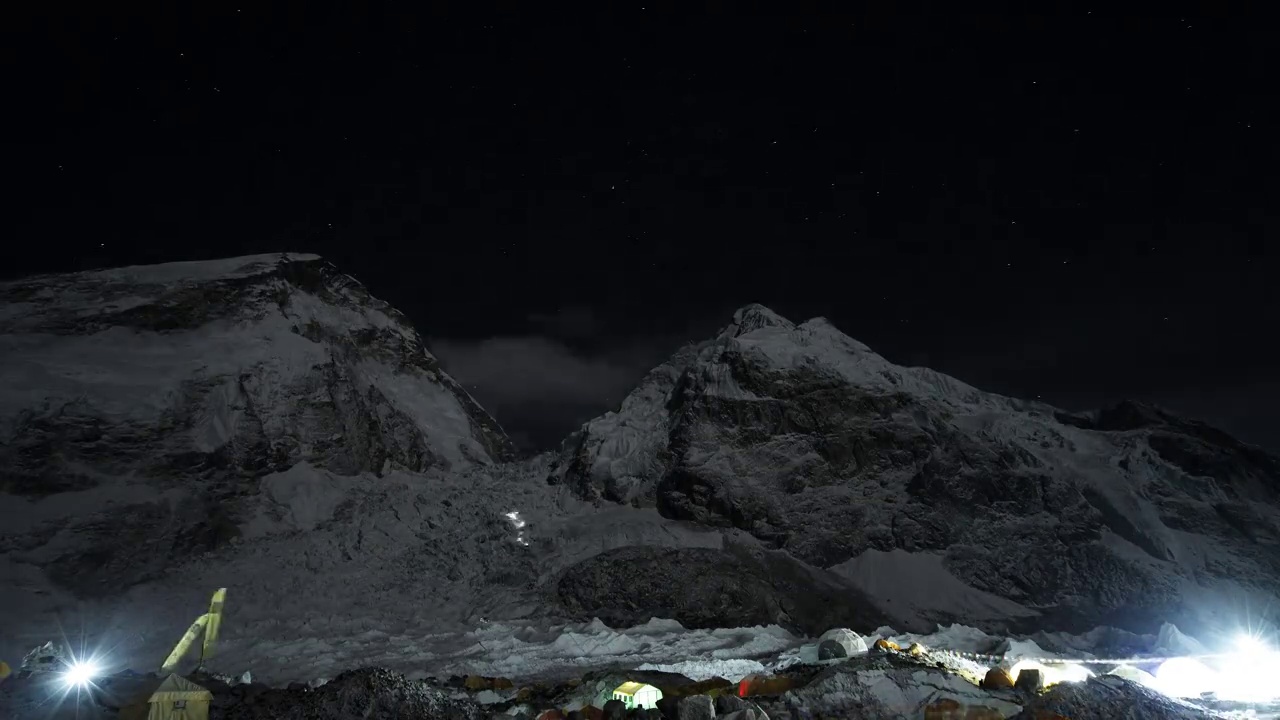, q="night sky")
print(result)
[8,5,1277,453]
